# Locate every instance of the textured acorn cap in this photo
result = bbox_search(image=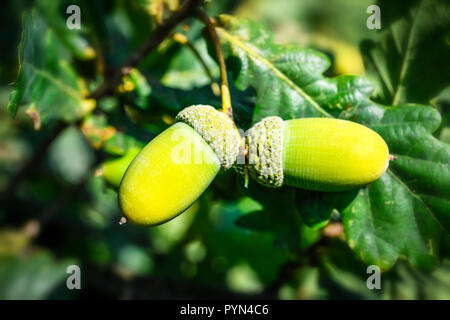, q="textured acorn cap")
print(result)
[176,105,242,169]
[244,116,284,188]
